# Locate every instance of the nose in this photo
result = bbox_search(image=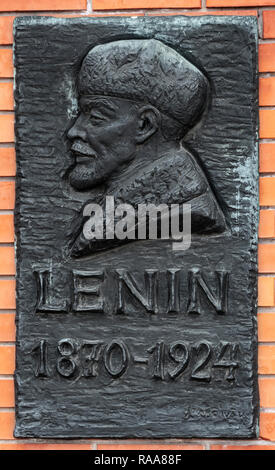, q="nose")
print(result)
[67,114,87,141]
